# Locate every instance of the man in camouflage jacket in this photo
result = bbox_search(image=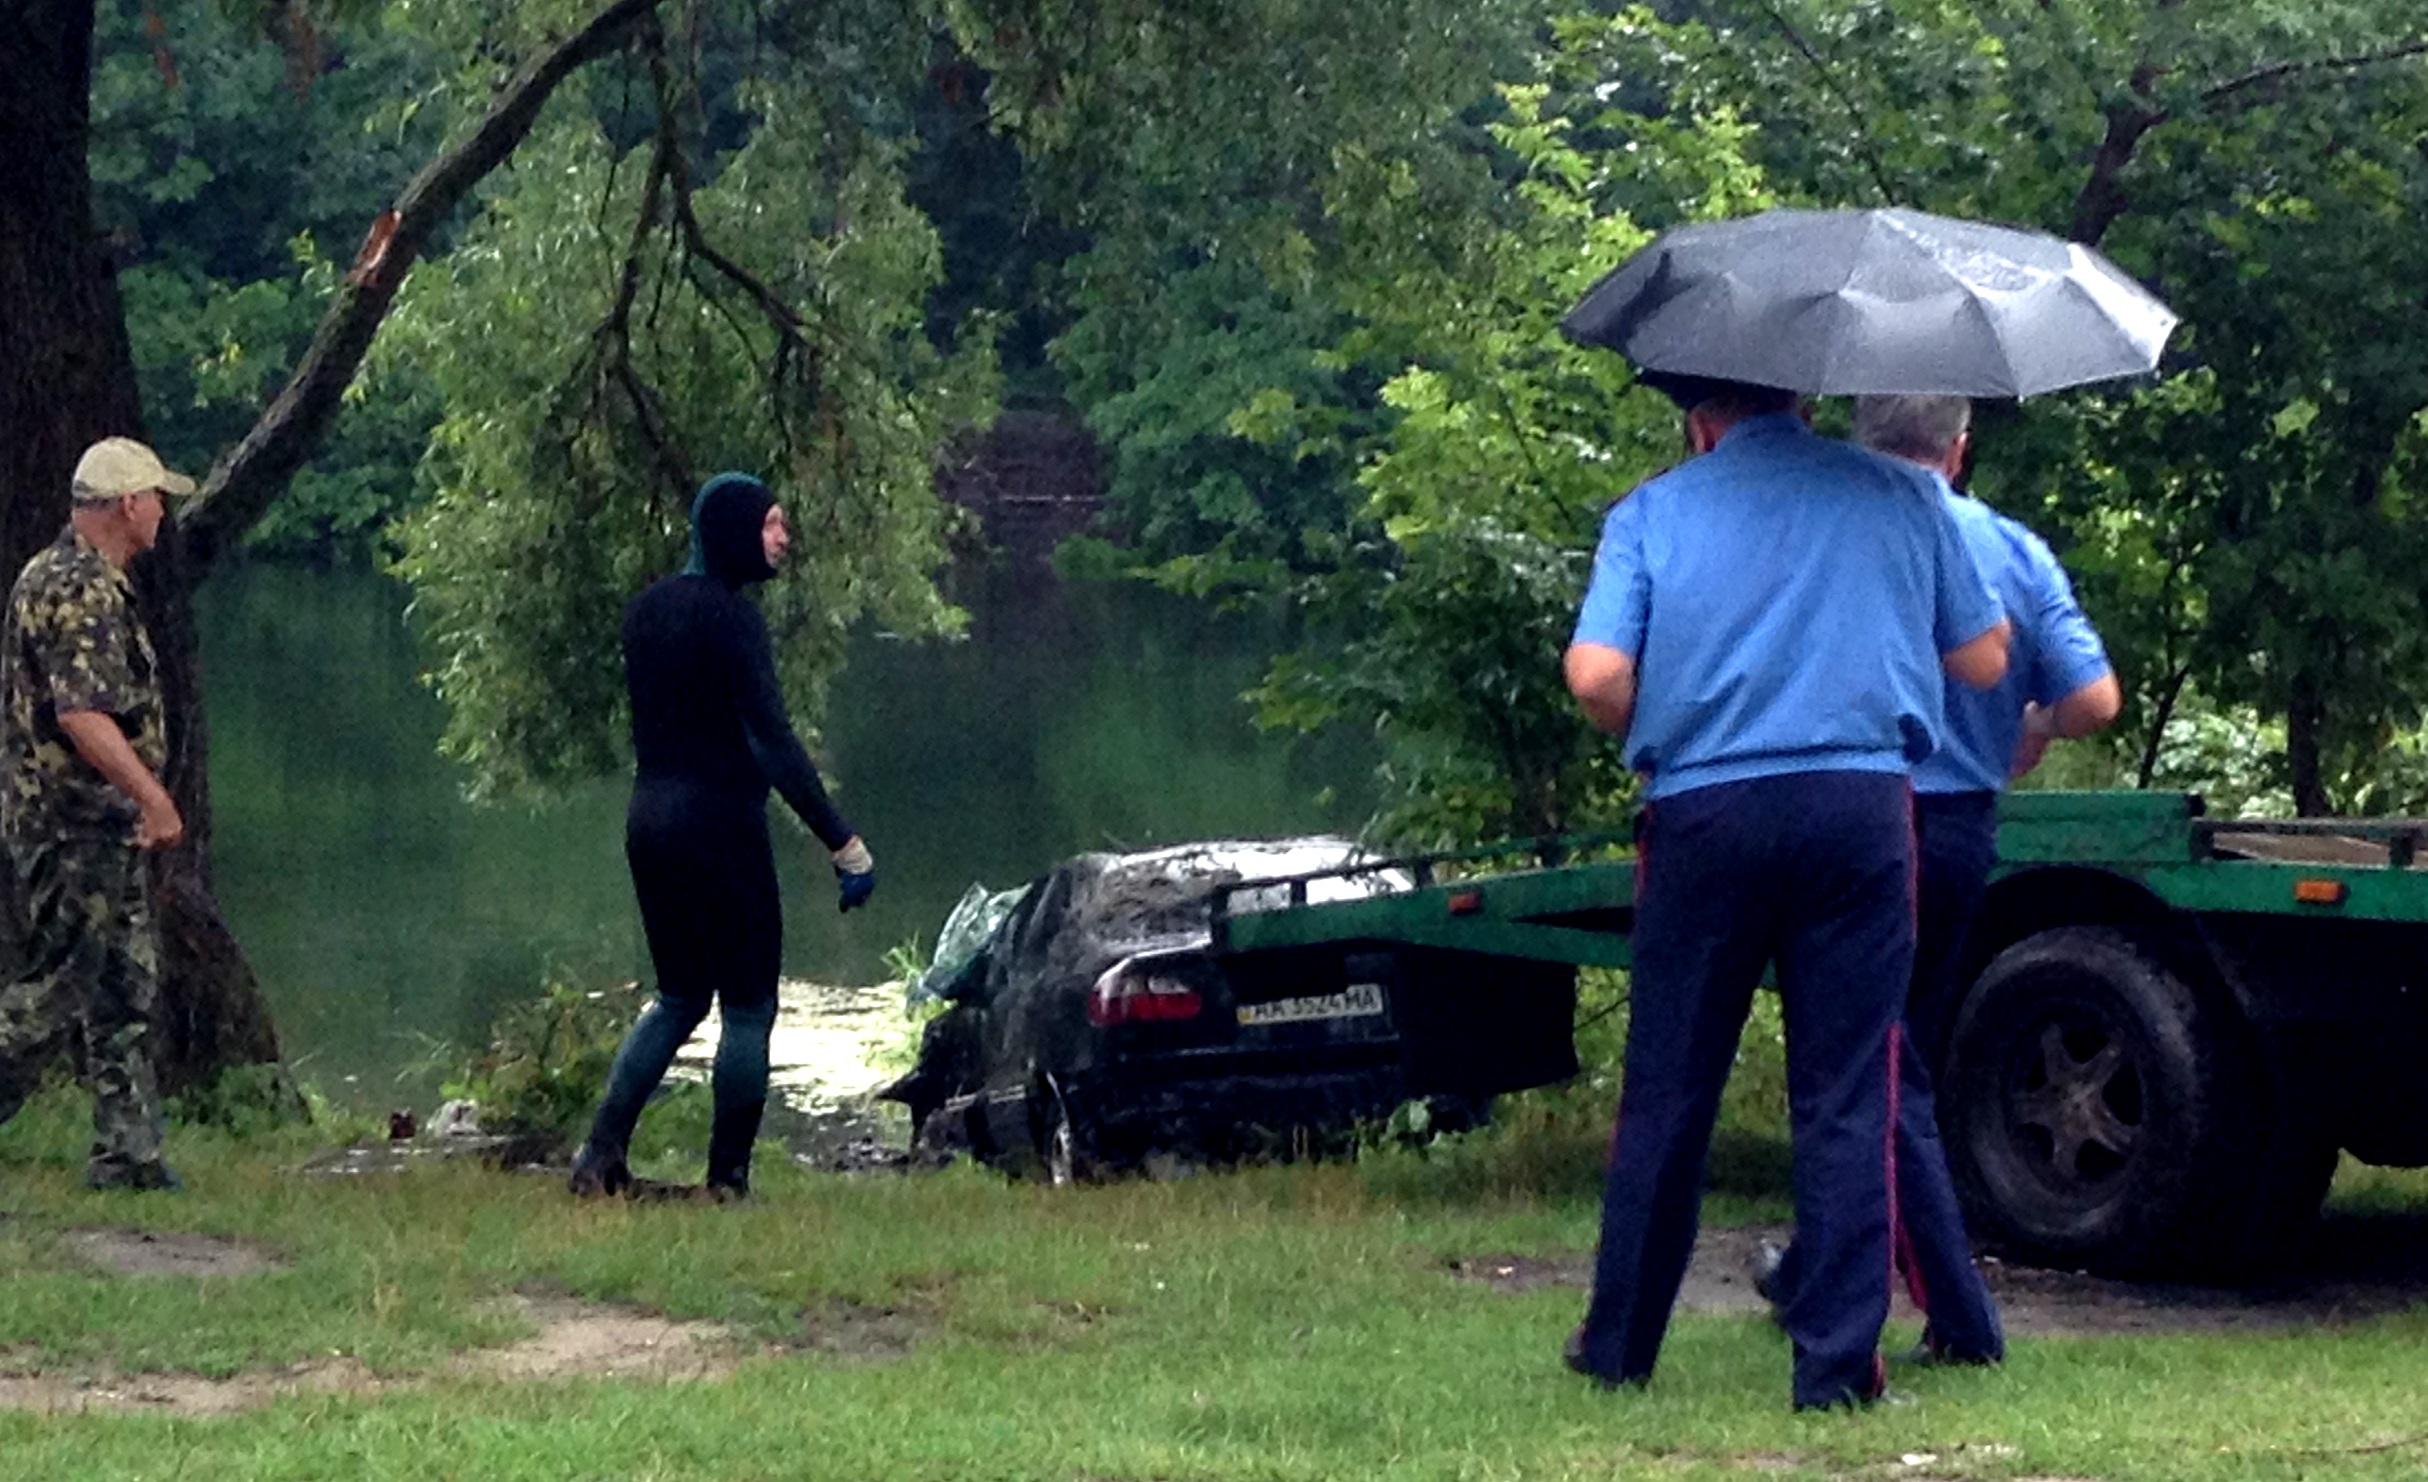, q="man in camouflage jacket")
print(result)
[0,437,192,1190]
